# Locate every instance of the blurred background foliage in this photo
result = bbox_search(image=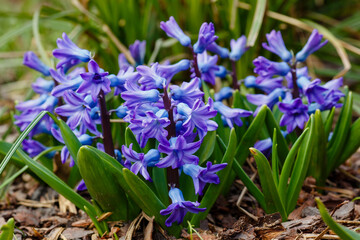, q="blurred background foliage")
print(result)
[1,0,360,127]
